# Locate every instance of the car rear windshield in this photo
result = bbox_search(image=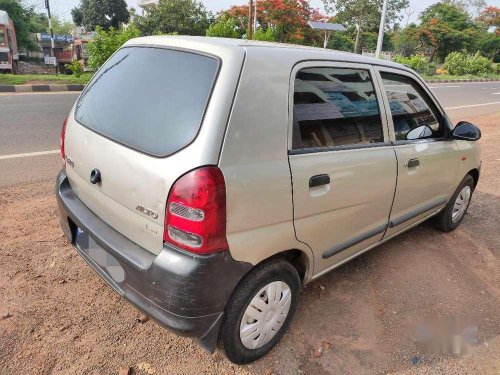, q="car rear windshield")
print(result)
[75,46,219,157]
